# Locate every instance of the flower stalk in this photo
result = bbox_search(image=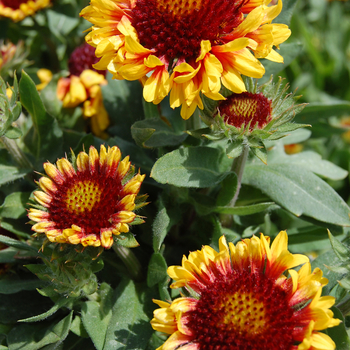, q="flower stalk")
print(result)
[0,136,32,170]
[113,244,143,282]
[229,144,250,207]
